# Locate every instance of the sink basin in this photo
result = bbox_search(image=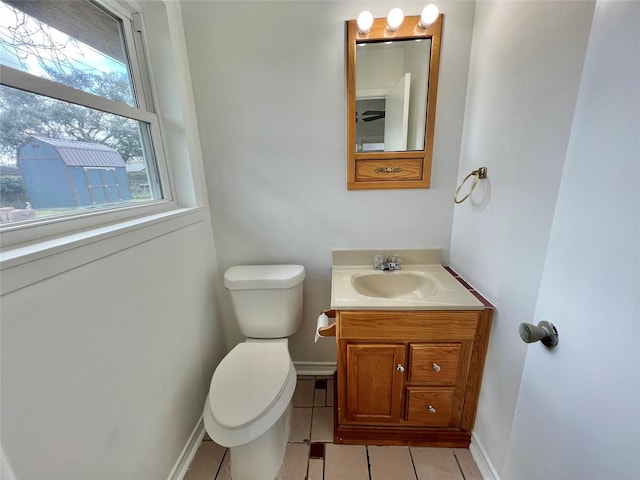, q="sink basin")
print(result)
[331,262,485,310]
[351,272,437,299]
